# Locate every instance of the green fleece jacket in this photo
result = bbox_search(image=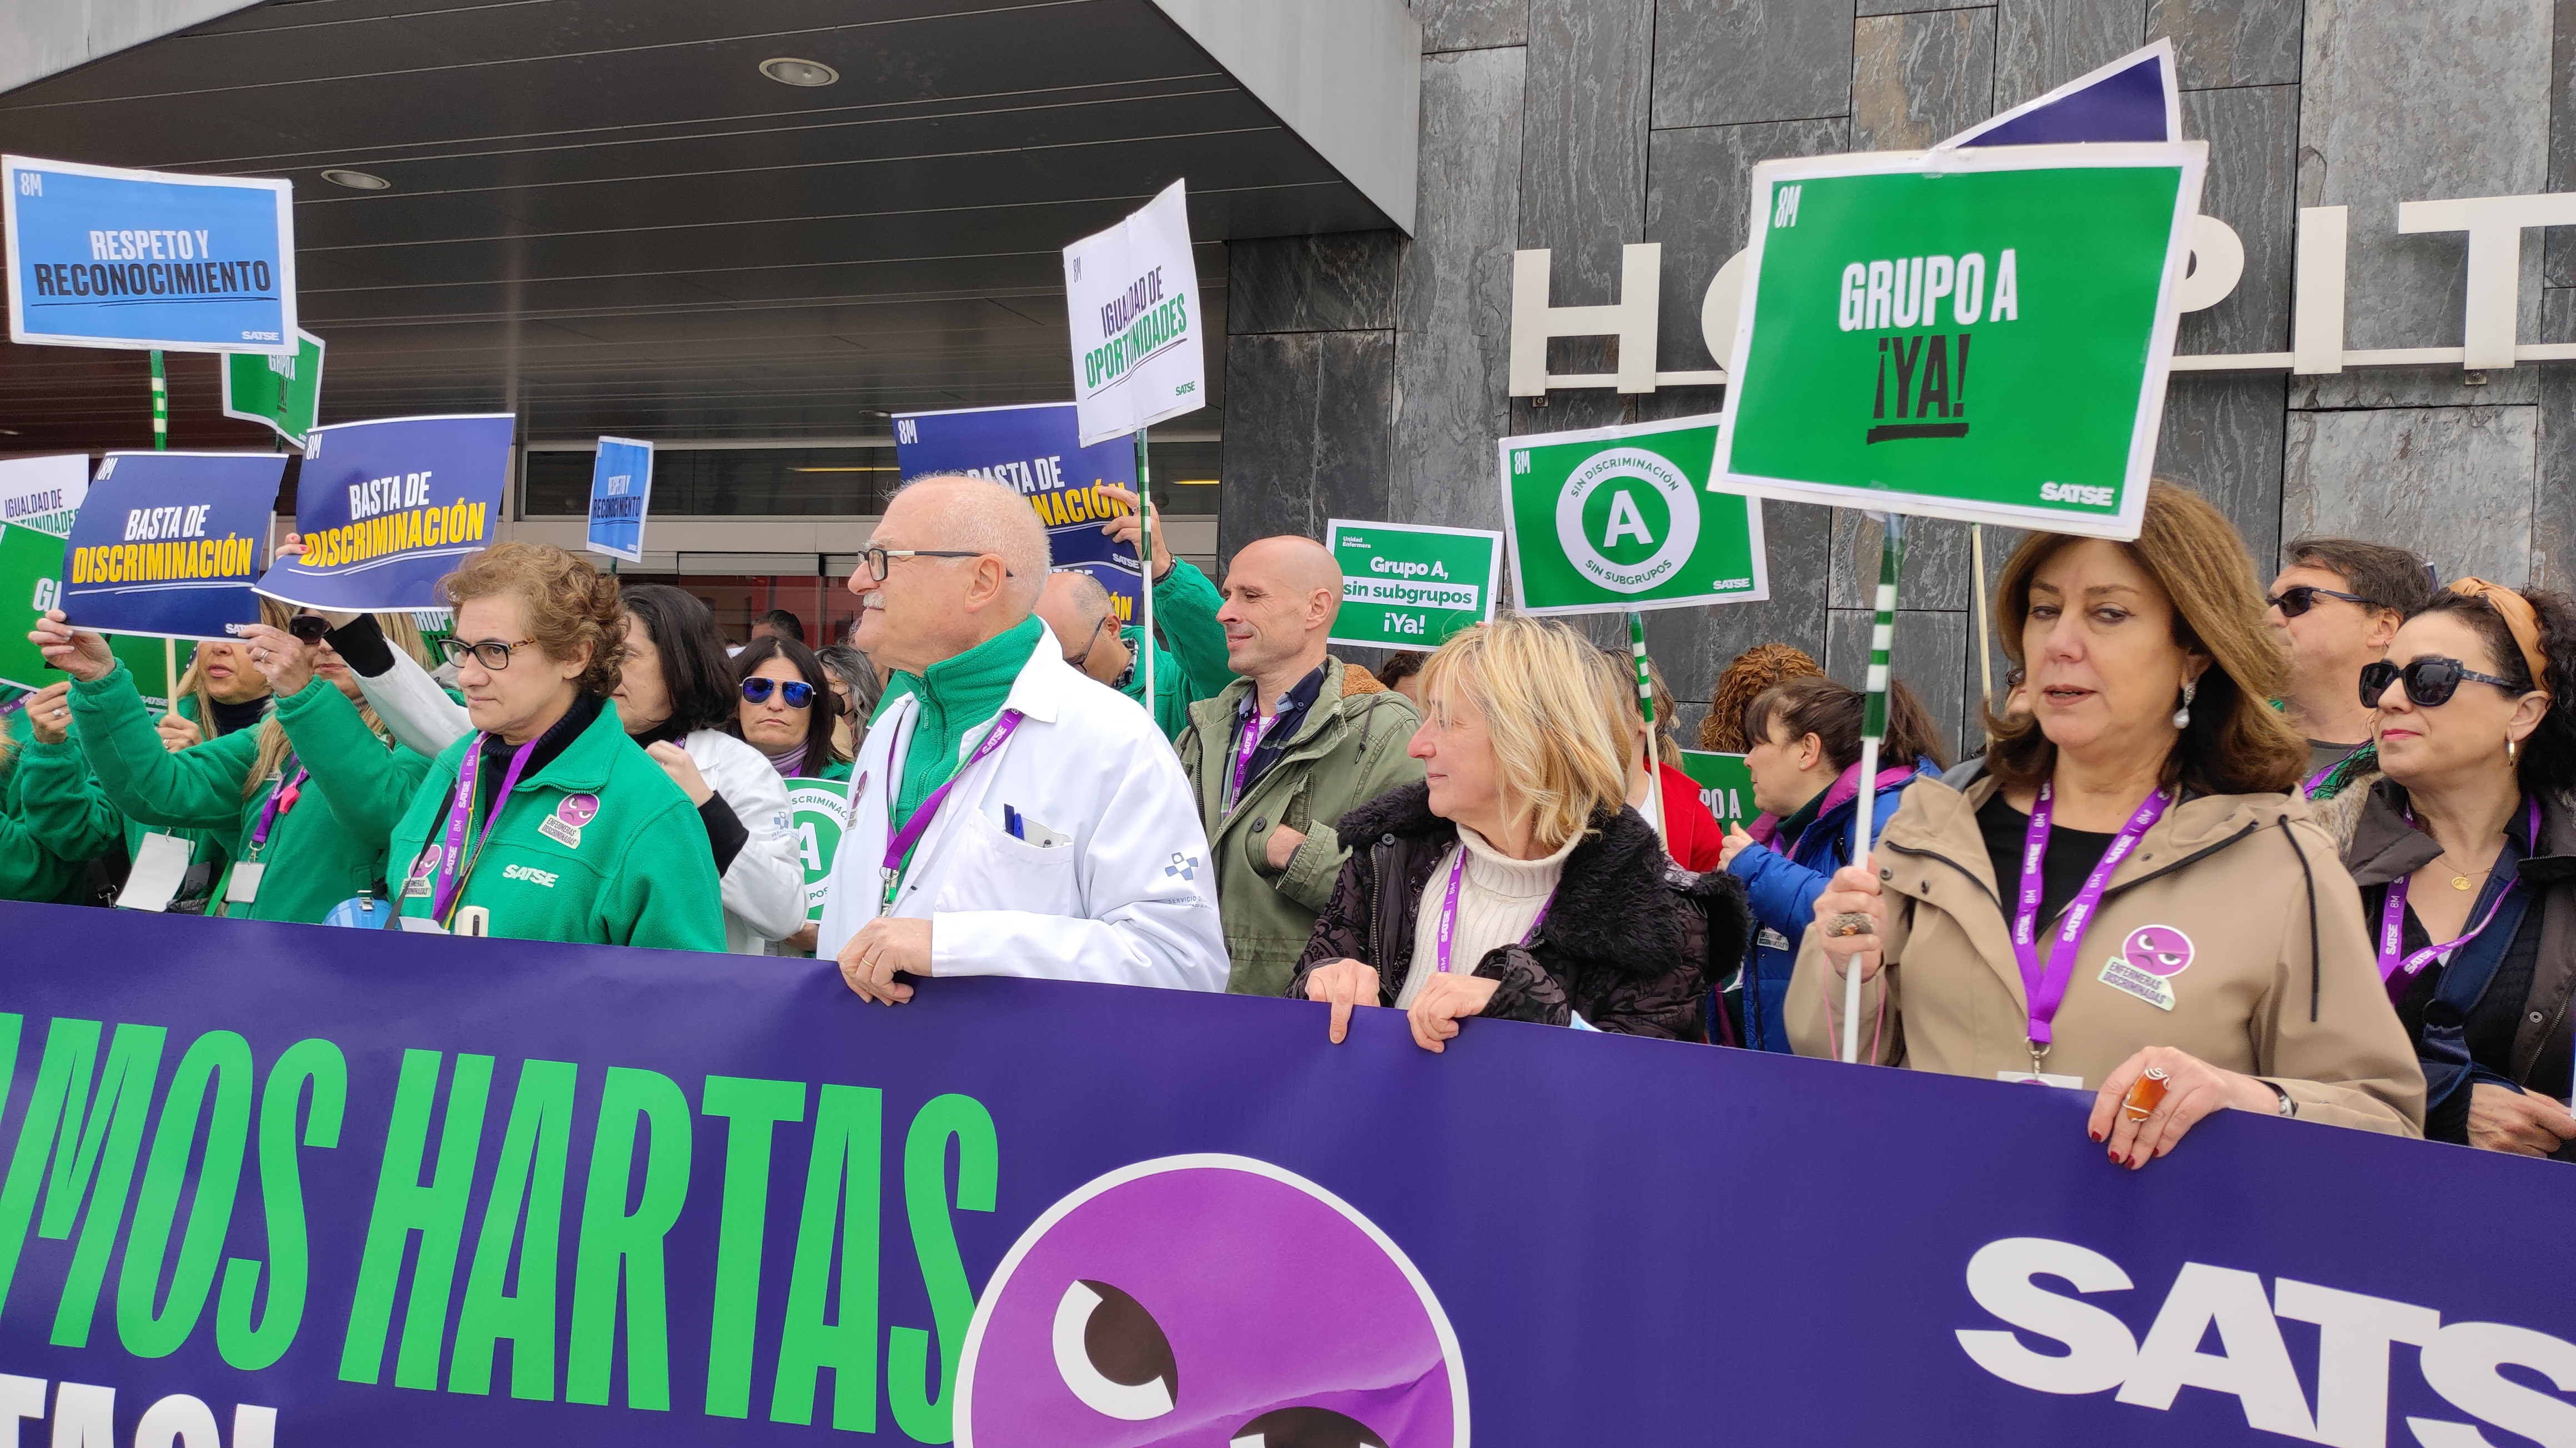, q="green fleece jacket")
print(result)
[1117,559,1231,741]
[880,614,1040,828]
[1176,657,1426,996]
[15,688,231,911]
[0,703,83,904]
[389,697,726,952]
[63,664,434,924]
